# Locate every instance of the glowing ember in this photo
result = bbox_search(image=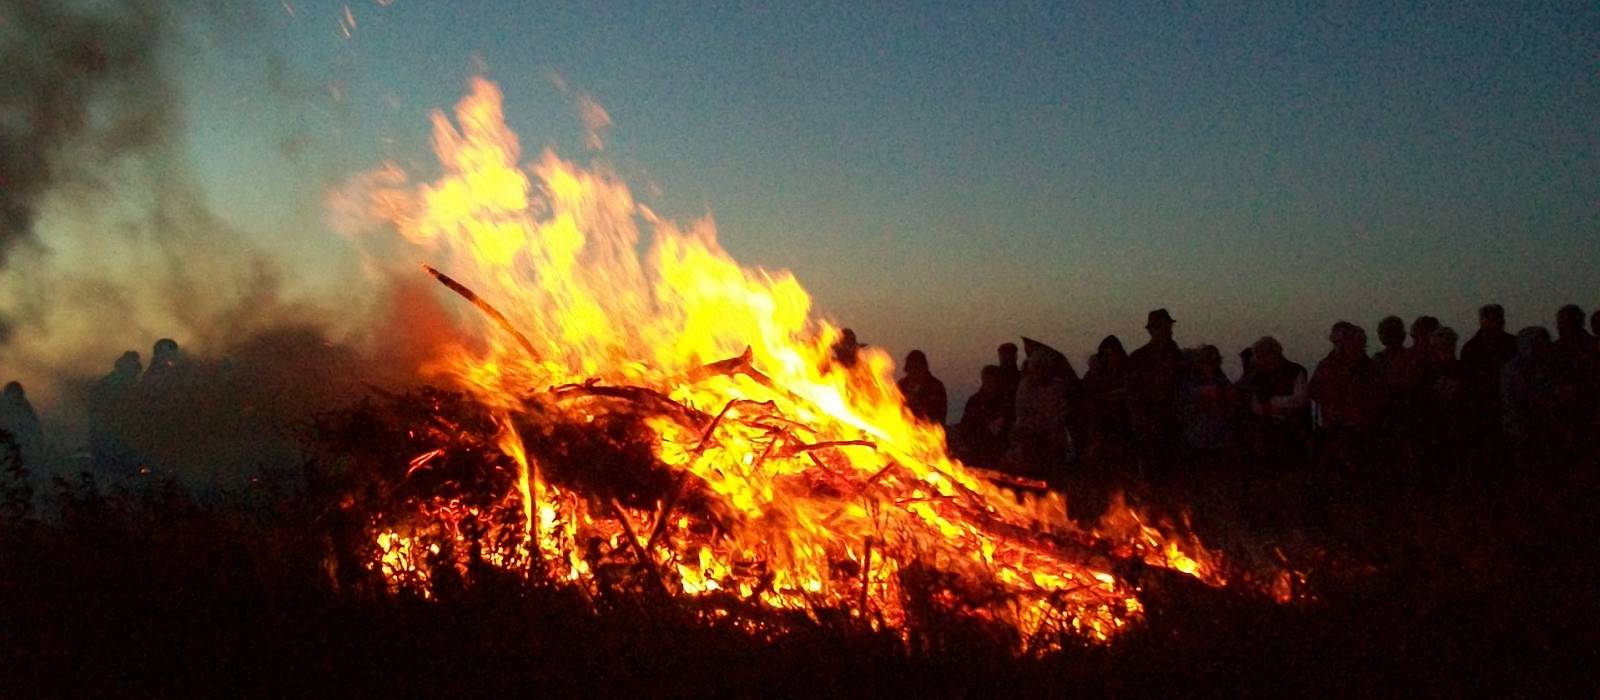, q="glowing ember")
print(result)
[339,77,1227,647]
